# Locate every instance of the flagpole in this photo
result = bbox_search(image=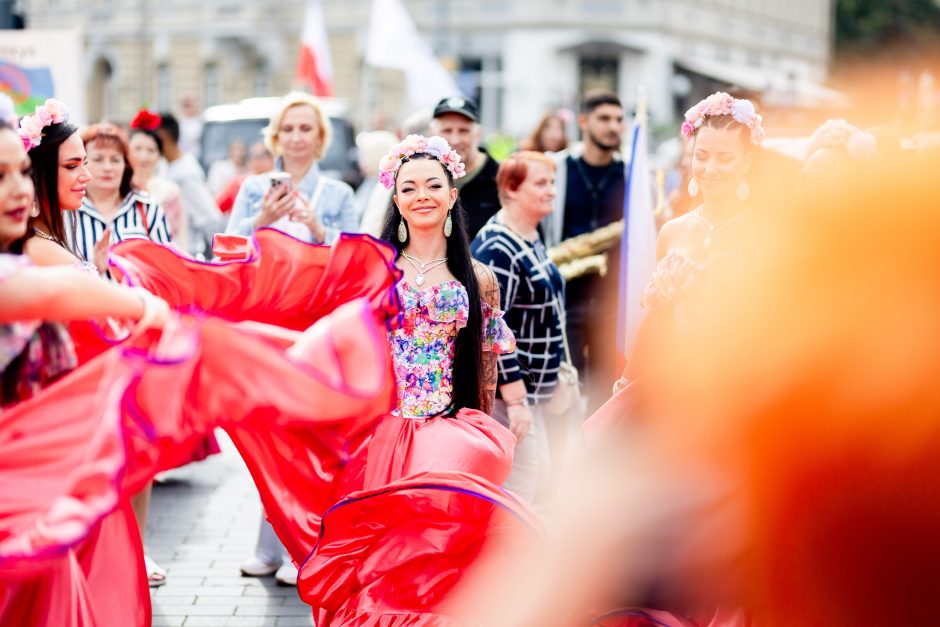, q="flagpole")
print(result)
[357,60,373,131]
[635,84,648,129]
